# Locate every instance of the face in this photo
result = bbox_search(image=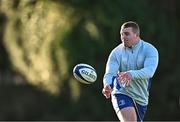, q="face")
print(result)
[120,27,138,47]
